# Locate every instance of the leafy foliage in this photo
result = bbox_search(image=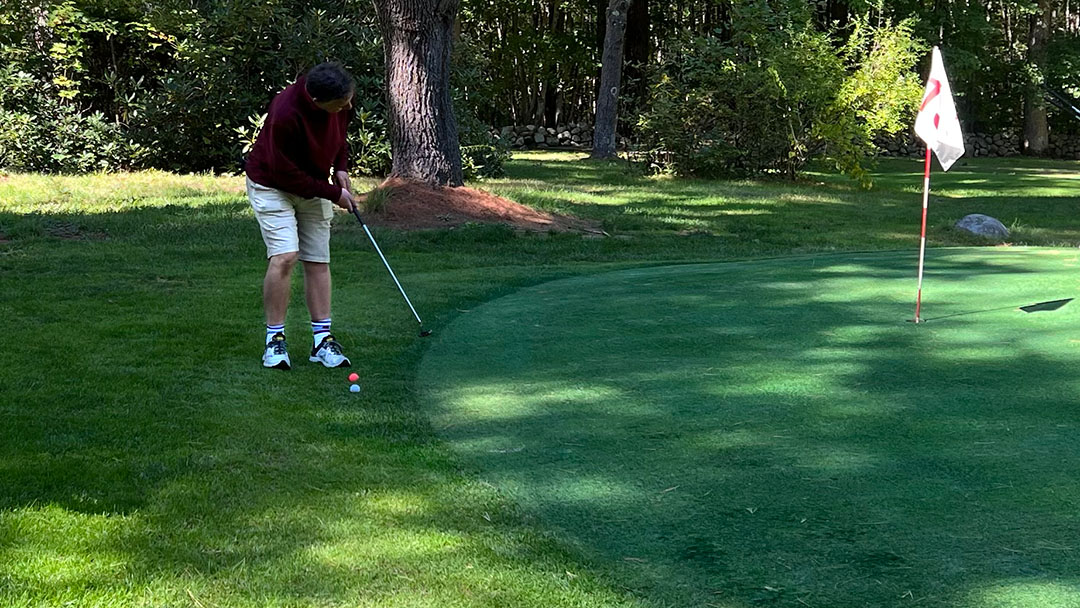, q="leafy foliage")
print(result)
[637,8,922,184]
[2,0,1079,176]
[0,0,394,174]
[457,0,600,126]
[136,0,385,171]
[0,0,158,172]
[0,95,141,173]
[461,143,512,180]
